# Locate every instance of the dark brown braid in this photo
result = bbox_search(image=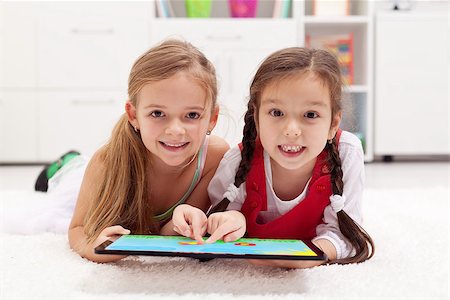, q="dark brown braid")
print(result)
[327,137,375,264]
[207,102,258,215]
